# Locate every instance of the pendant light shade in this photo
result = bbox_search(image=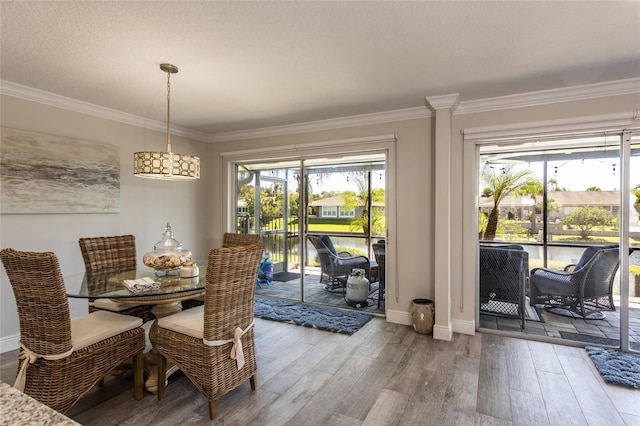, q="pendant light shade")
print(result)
[134,63,200,180]
[133,151,200,179]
